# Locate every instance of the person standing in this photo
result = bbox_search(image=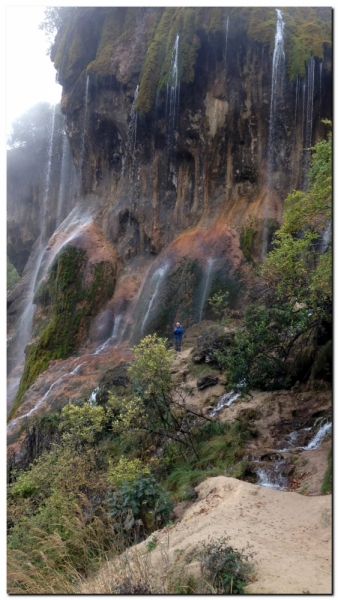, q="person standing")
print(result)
[173,322,184,352]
